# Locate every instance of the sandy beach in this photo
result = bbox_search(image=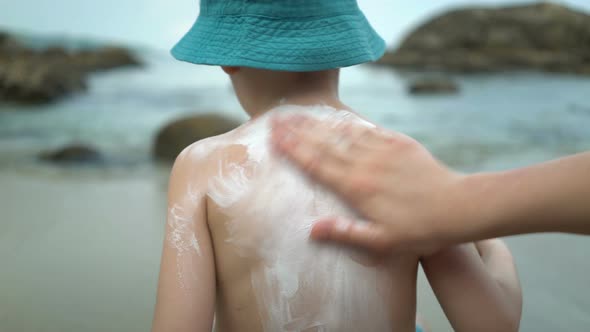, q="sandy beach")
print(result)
[0,167,589,332]
[0,169,167,332]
